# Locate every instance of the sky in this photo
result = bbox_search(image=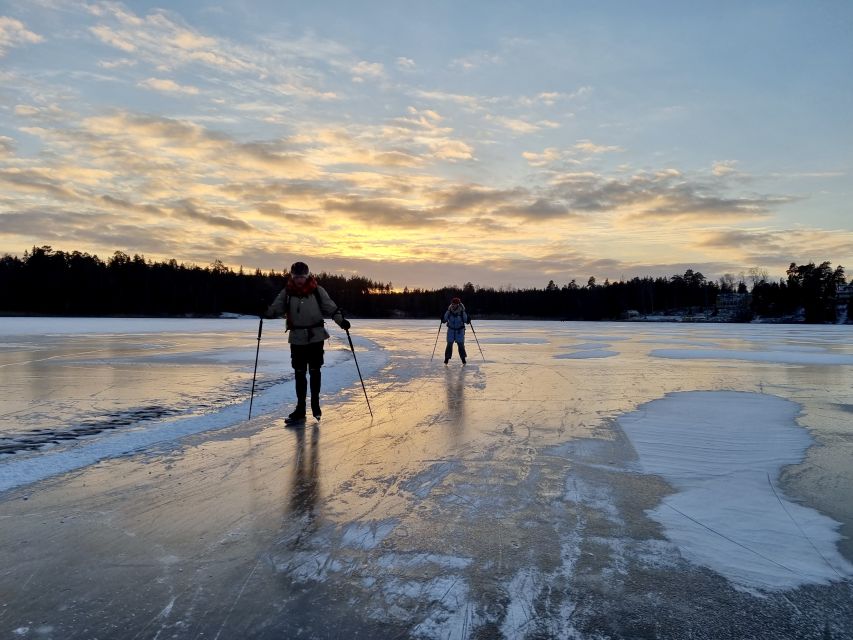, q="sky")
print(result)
[0,1,851,290]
